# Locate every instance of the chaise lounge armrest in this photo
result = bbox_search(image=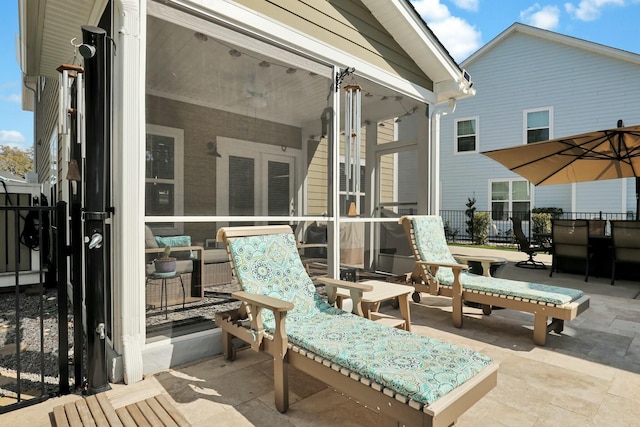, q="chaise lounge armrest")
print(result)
[316,276,373,317]
[231,291,294,313]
